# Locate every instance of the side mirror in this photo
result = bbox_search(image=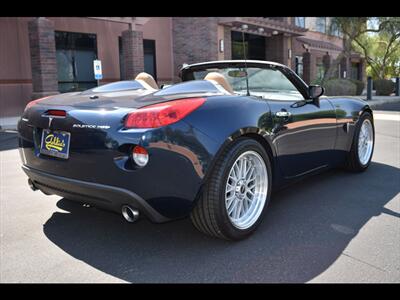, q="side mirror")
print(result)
[308,85,324,100]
